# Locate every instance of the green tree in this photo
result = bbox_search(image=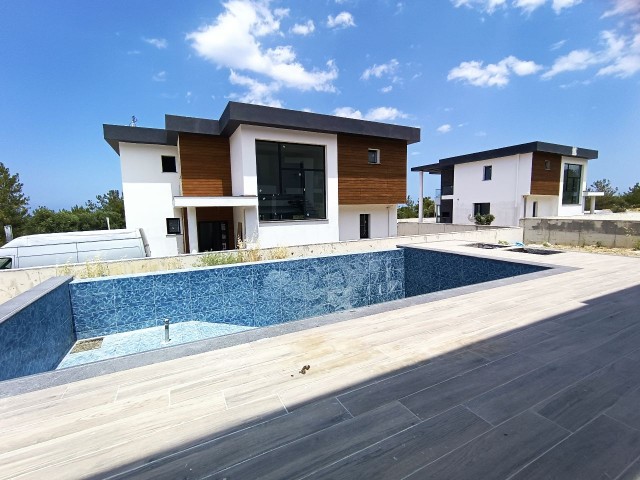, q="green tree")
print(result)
[0,162,30,245]
[623,183,640,207]
[588,178,619,210]
[397,196,436,219]
[87,189,125,229]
